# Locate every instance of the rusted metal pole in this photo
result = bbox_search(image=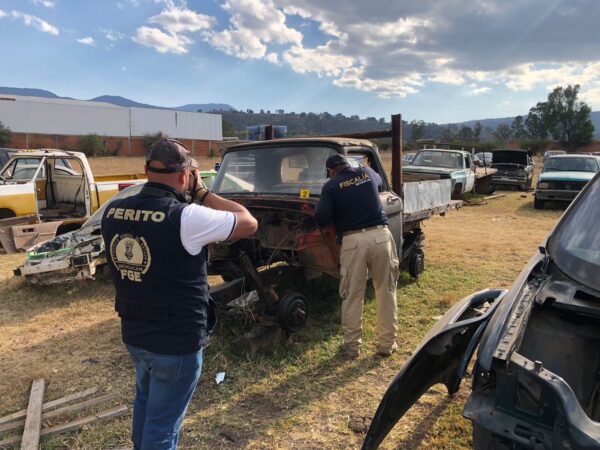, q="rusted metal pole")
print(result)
[265,125,274,140]
[391,114,403,198]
